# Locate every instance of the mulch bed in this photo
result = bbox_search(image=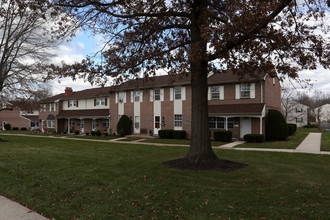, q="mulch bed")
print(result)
[163,158,248,172]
